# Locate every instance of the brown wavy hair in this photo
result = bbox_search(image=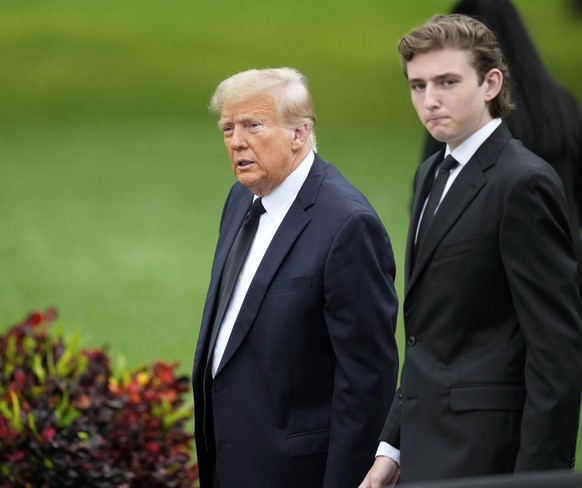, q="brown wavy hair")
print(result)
[398,14,515,118]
